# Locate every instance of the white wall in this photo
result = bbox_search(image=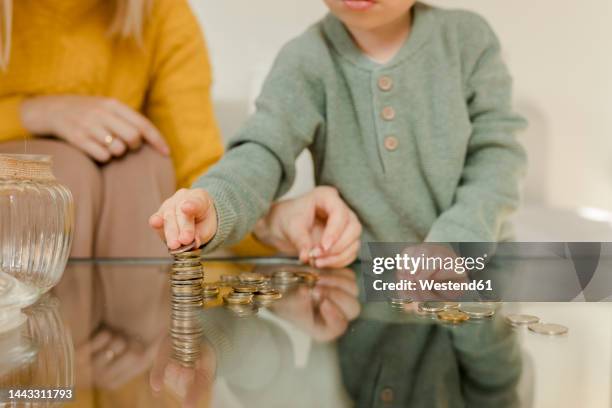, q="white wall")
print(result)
[191,0,612,209]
